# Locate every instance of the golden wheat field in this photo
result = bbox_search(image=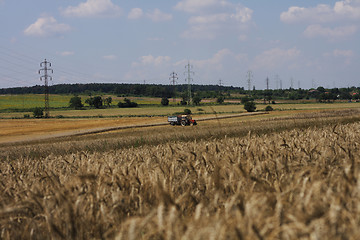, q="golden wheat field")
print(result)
[1,109,360,239]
